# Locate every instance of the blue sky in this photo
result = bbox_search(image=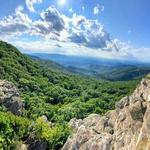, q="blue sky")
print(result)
[0,0,149,62]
